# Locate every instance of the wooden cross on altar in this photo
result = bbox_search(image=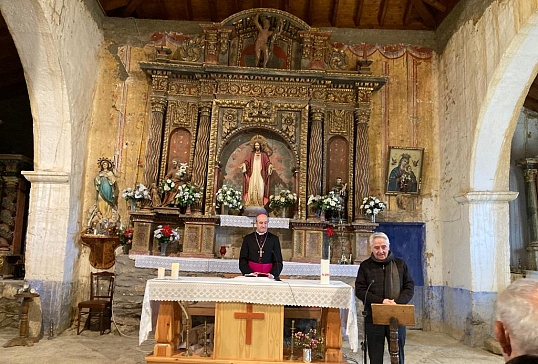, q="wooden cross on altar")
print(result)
[233,303,265,345]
